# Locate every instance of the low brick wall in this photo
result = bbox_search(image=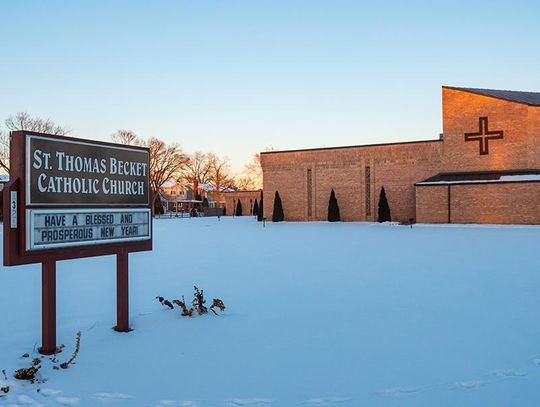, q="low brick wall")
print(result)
[415,185,449,223]
[223,191,262,216]
[416,182,540,224]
